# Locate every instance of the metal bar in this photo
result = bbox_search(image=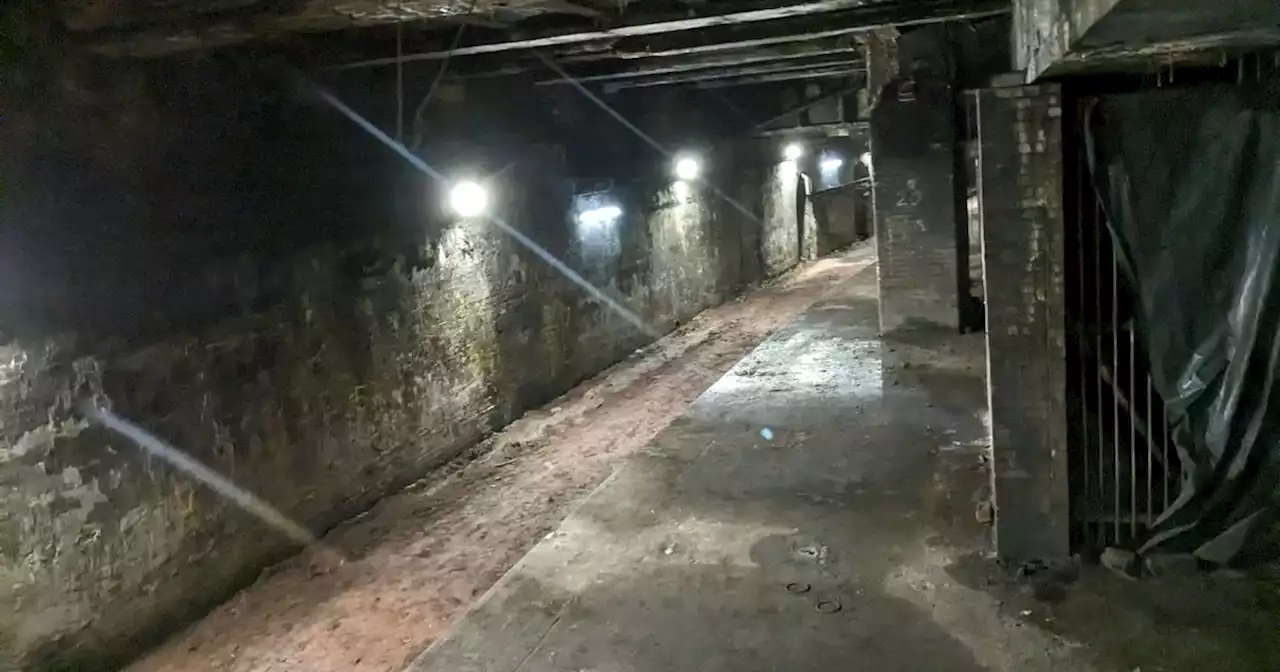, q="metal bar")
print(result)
[609,59,860,89]
[752,120,868,137]
[396,24,404,142]
[535,43,857,84]
[1075,124,1091,547]
[1094,169,1106,547]
[1152,373,1162,532]
[695,66,861,88]
[1111,199,1121,546]
[1163,390,1170,512]
[324,1,1010,70]
[590,4,970,61]
[1129,322,1137,539]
